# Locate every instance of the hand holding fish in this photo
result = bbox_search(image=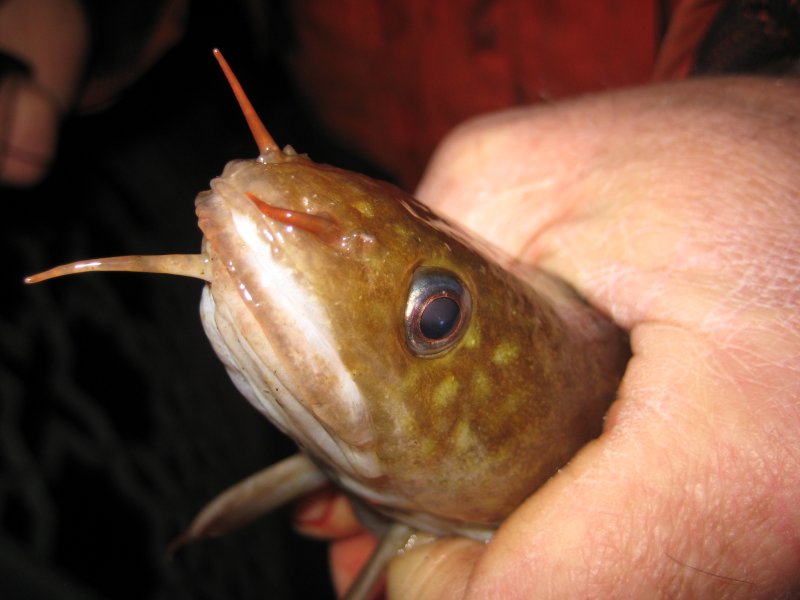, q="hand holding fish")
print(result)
[316,77,800,598]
